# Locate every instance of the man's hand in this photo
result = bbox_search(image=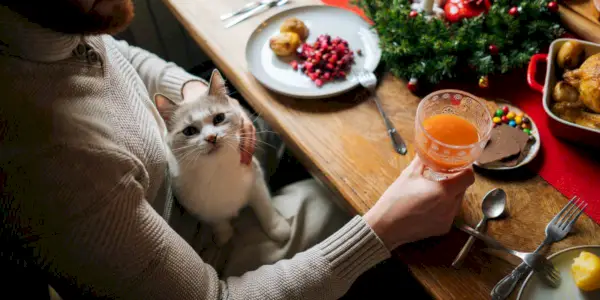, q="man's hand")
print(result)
[232,98,256,165]
[364,157,475,250]
[182,80,256,165]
